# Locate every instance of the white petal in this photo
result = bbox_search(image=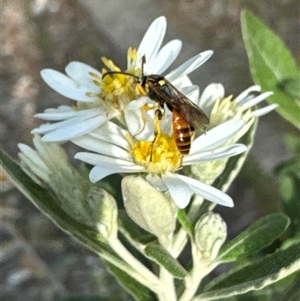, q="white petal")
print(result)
[161,172,191,208]
[146,174,167,191]
[235,85,261,103]
[32,108,104,132]
[198,83,225,116]
[35,106,89,121]
[74,152,143,183]
[41,69,99,102]
[176,174,234,207]
[46,118,106,141]
[32,109,108,141]
[75,152,141,168]
[65,61,102,90]
[183,144,247,165]
[239,92,273,110]
[124,97,155,140]
[89,164,142,183]
[166,50,213,82]
[72,135,131,161]
[138,16,167,66]
[190,119,245,154]
[172,75,193,89]
[146,39,182,74]
[250,104,279,117]
[181,85,200,103]
[89,122,130,149]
